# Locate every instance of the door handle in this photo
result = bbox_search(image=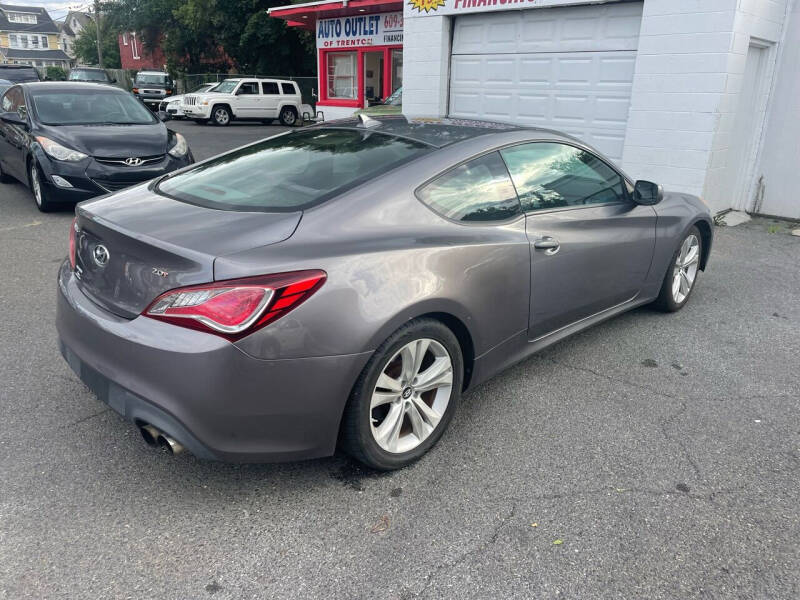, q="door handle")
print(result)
[533,237,560,255]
